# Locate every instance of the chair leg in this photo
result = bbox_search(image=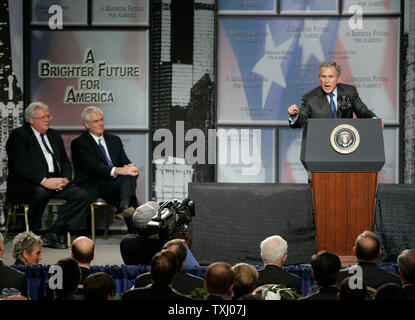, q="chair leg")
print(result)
[103,207,113,240]
[4,205,13,241]
[67,232,71,247]
[90,204,95,243]
[23,205,30,232]
[46,205,54,230]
